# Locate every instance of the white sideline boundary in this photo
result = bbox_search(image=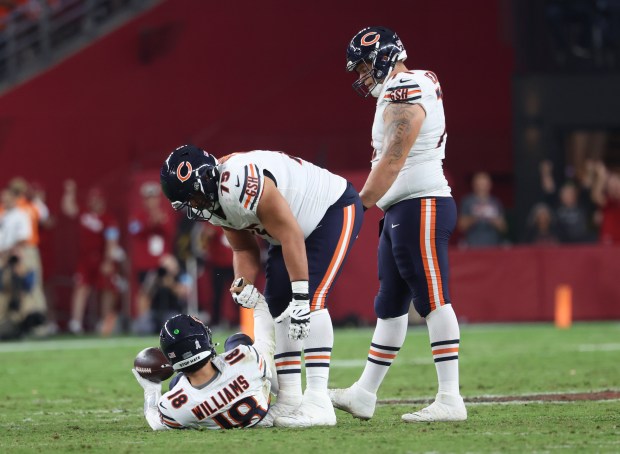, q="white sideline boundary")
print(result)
[379,389,620,406]
[0,337,155,353]
[577,343,620,352]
